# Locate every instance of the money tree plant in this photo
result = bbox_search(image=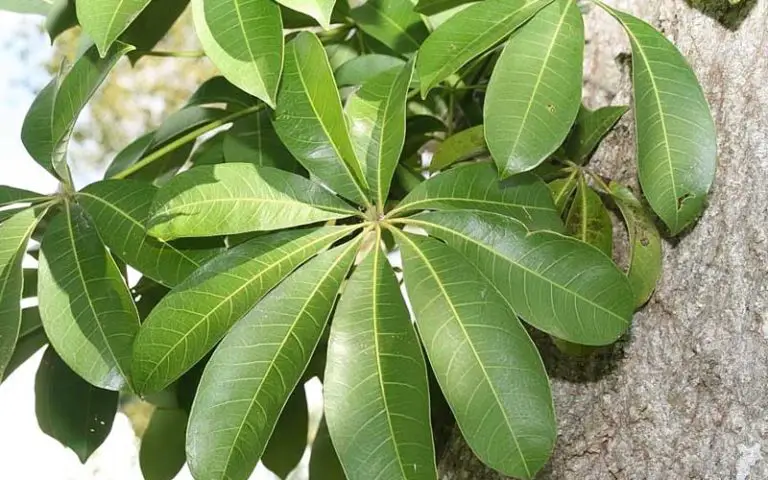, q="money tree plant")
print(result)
[0,0,715,479]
